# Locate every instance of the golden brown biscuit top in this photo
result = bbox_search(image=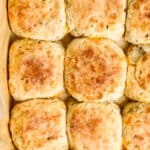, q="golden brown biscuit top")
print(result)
[124,113,150,147]
[10,100,65,149]
[70,107,103,138]
[20,110,61,148]
[21,57,53,85]
[131,0,150,31]
[135,54,150,91]
[9,0,61,33]
[65,39,124,100]
[68,0,122,30]
[123,103,150,149]
[69,103,121,150]
[16,41,55,90]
